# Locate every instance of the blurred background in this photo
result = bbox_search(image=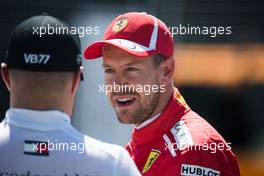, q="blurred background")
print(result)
[0,0,263,175]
